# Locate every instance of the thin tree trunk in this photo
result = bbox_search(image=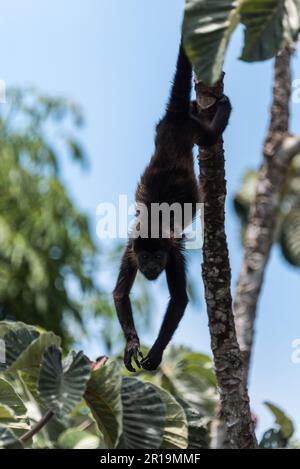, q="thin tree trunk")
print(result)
[196,76,257,449]
[234,47,293,383]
